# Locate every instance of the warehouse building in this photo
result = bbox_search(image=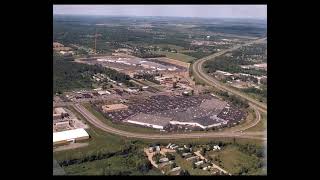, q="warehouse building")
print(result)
[53,128,89,146]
